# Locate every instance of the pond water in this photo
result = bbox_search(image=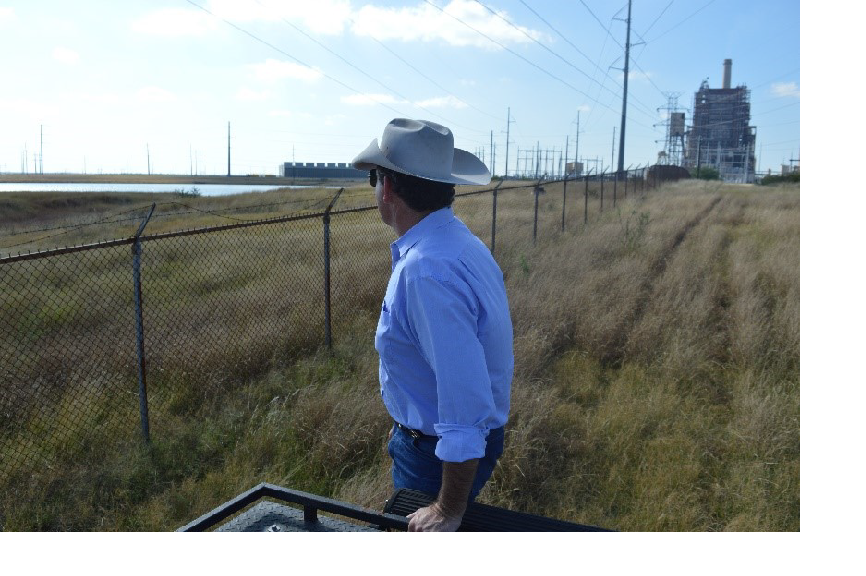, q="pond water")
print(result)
[0,182,335,196]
